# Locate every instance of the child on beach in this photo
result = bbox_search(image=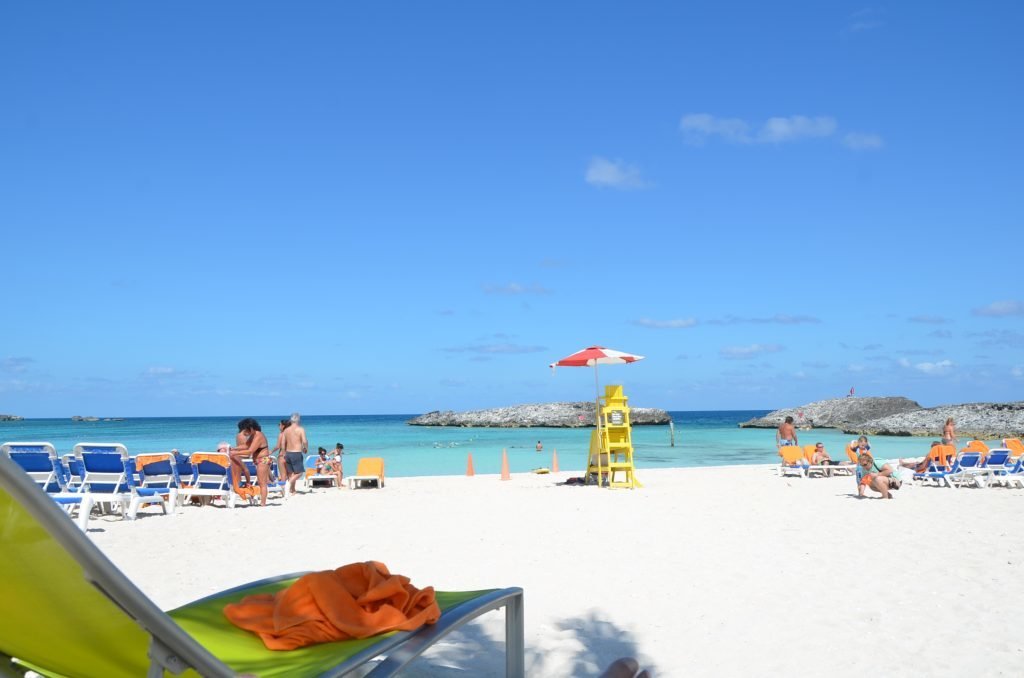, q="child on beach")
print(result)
[857,452,899,498]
